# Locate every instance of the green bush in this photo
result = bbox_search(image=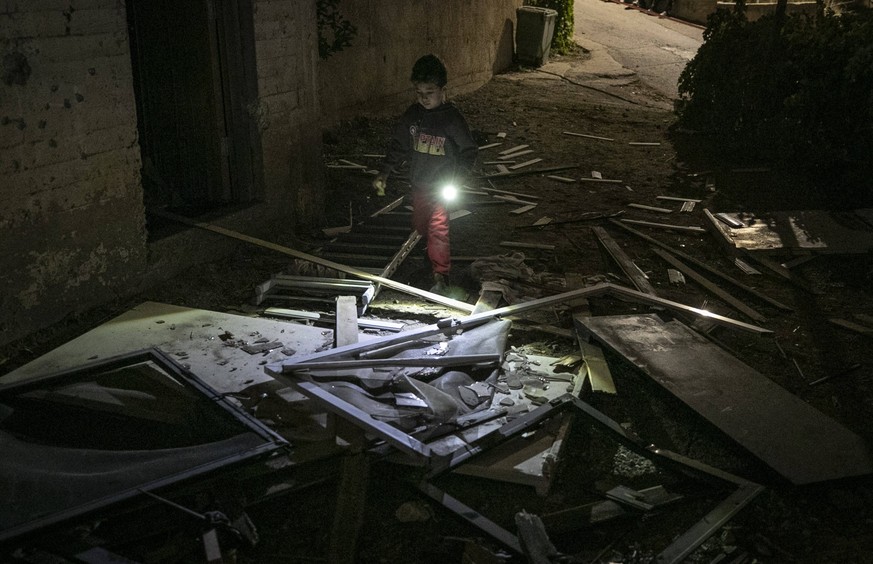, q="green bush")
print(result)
[674,6,873,206]
[527,0,576,54]
[317,0,357,59]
